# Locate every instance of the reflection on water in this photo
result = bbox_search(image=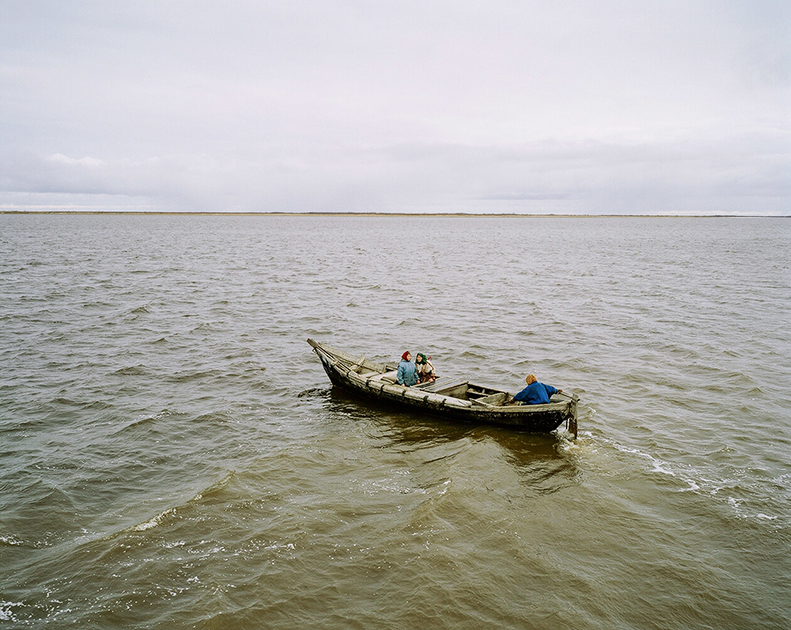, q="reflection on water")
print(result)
[326,387,579,495]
